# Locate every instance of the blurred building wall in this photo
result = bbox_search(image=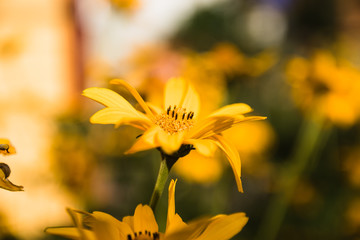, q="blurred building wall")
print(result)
[0,0,81,238]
